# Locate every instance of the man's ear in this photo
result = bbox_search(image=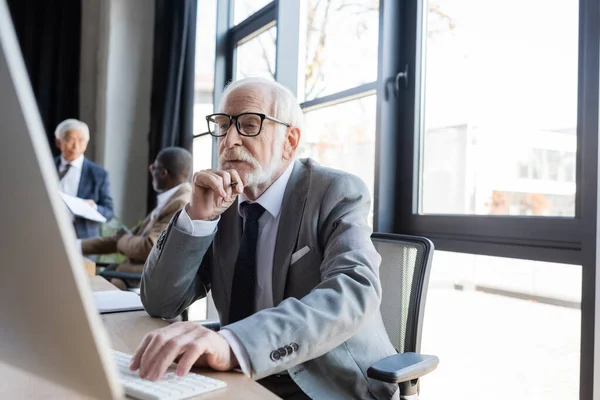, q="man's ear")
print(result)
[283,127,301,160]
[55,138,61,149]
